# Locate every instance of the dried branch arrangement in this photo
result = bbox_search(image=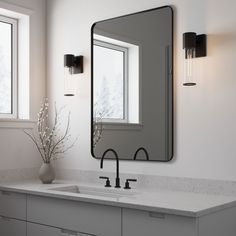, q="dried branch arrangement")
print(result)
[93,110,103,148]
[24,98,77,163]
